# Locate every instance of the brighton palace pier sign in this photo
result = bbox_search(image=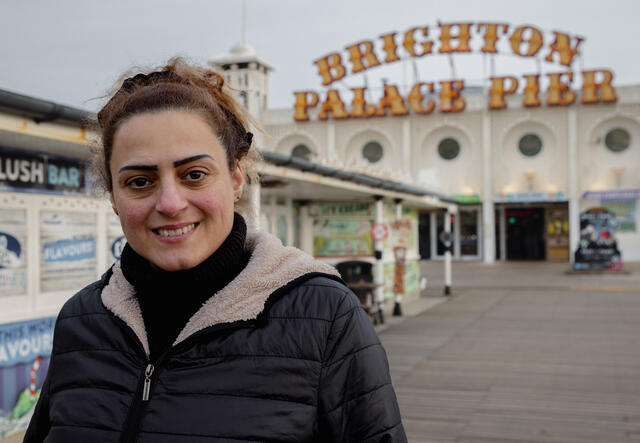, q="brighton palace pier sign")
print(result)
[293,22,617,121]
